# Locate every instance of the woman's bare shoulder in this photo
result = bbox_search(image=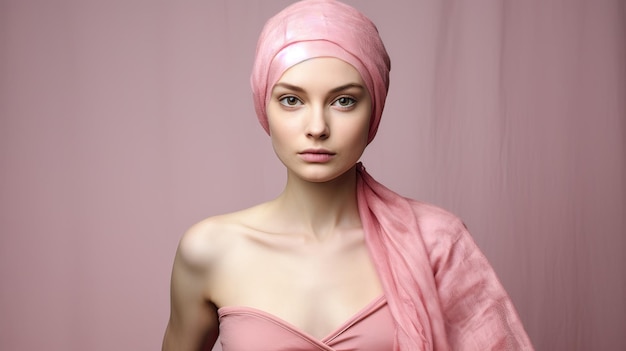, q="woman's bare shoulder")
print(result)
[175,204,270,269]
